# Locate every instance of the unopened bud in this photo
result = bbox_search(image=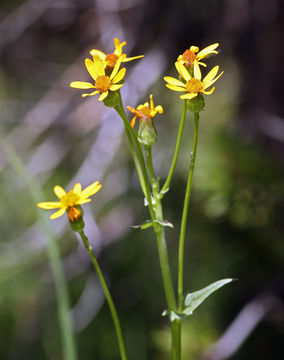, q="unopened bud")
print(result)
[138,119,157,146]
[68,206,85,232]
